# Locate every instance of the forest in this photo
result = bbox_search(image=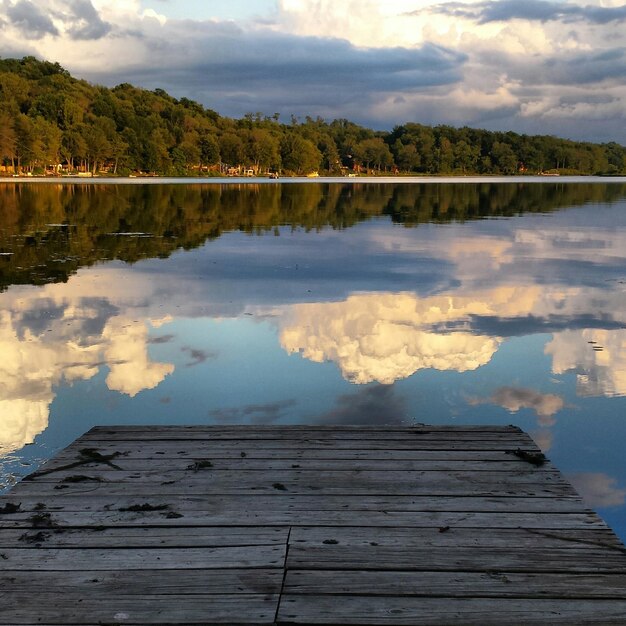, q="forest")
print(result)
[1,56,625,177]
